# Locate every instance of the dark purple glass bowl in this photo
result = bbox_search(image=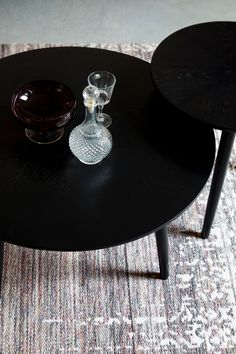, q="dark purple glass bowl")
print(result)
[11,80,77,144]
